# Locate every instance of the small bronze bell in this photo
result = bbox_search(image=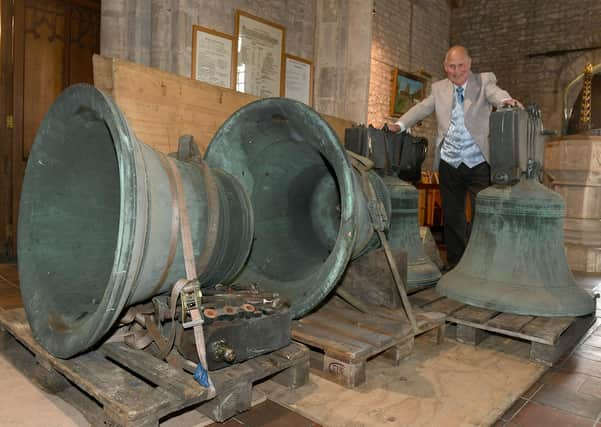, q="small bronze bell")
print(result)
[383,176,441,291]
